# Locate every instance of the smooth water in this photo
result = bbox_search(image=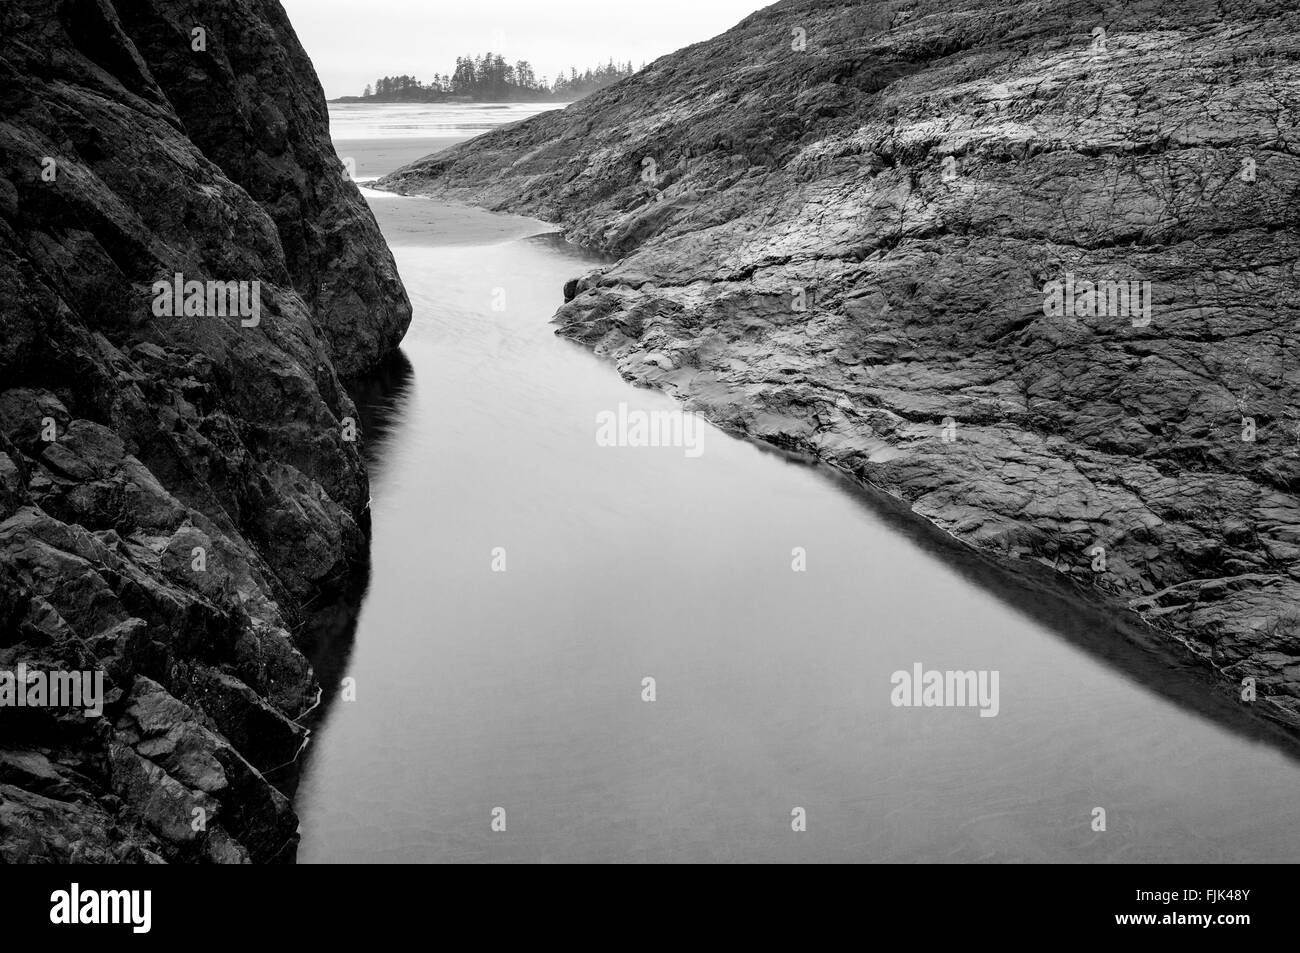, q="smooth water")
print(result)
[292,106,1300,863]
